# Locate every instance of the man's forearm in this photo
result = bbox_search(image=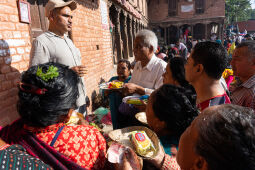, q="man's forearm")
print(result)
[135,85,145,95]
[135,86,154,95]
